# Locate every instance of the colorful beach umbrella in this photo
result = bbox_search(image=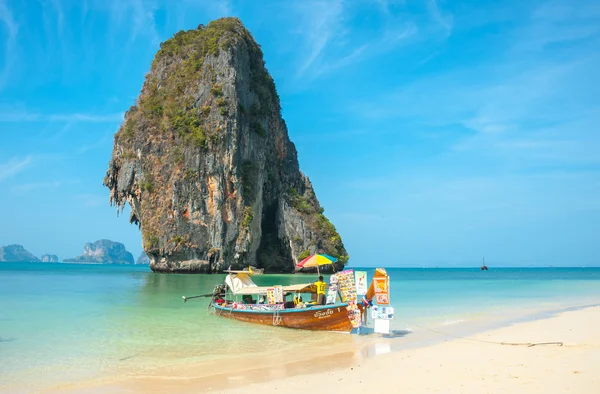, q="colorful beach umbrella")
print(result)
[297,254,338,274]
